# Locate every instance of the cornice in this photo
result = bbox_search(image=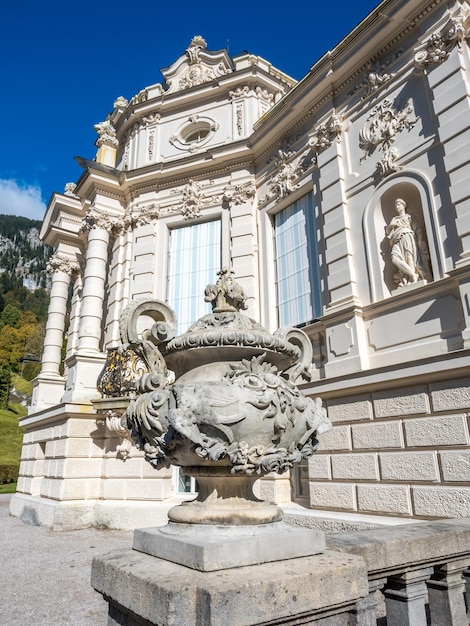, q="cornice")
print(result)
[254,0,444,135]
